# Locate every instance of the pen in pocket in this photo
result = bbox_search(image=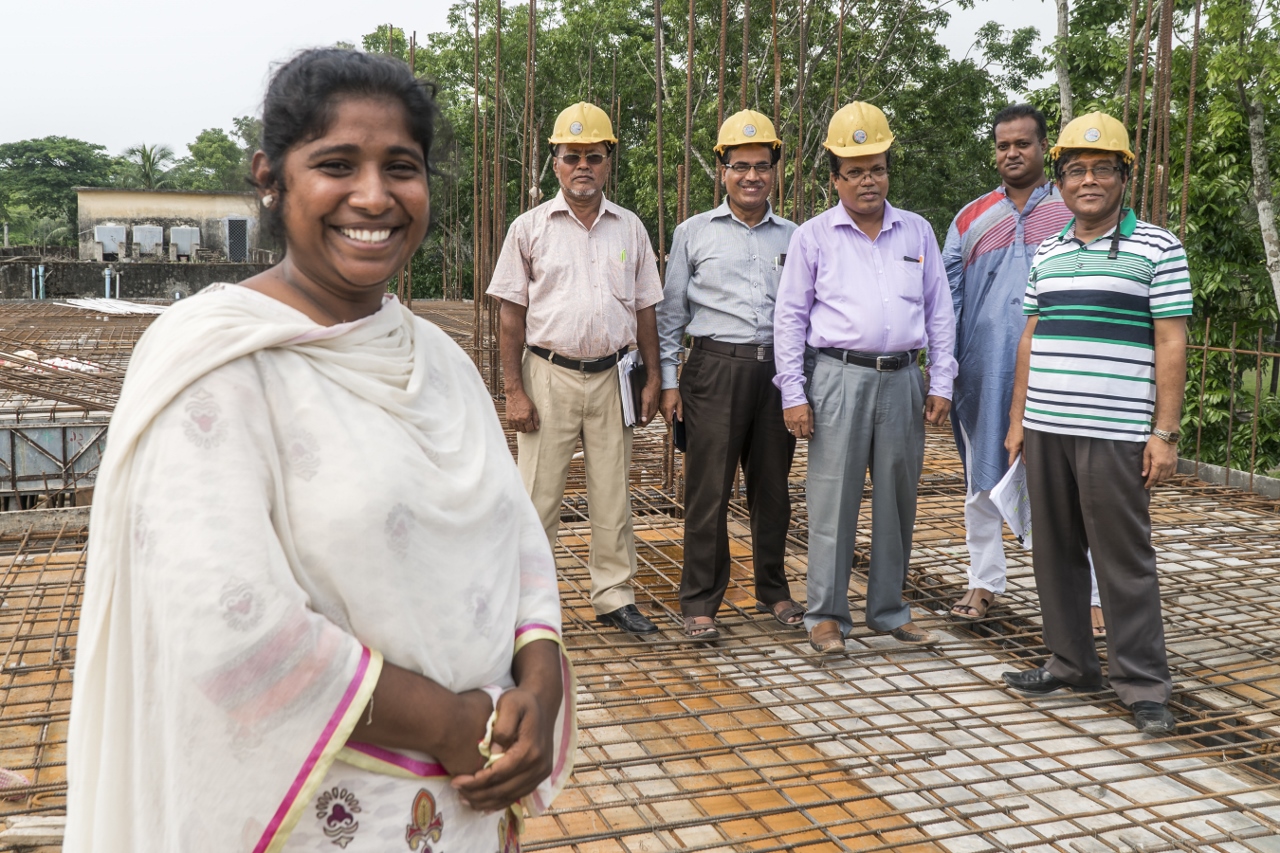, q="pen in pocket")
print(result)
[902,255,922,264]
